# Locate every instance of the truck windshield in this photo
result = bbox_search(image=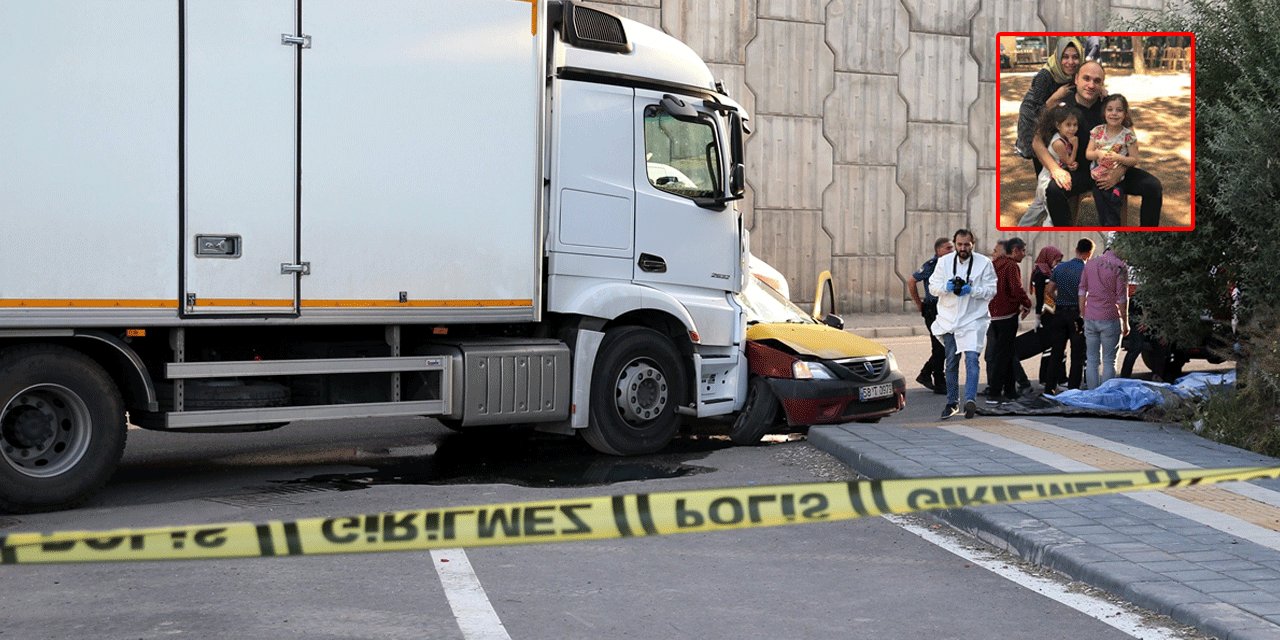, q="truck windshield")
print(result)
[740,275,815,325]
[643,106,720,199]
